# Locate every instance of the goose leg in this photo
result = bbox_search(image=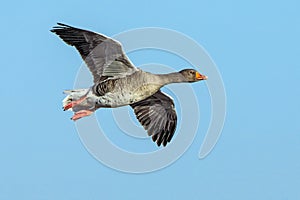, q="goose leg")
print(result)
[63,96,87,111]
[71,110,93,121]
